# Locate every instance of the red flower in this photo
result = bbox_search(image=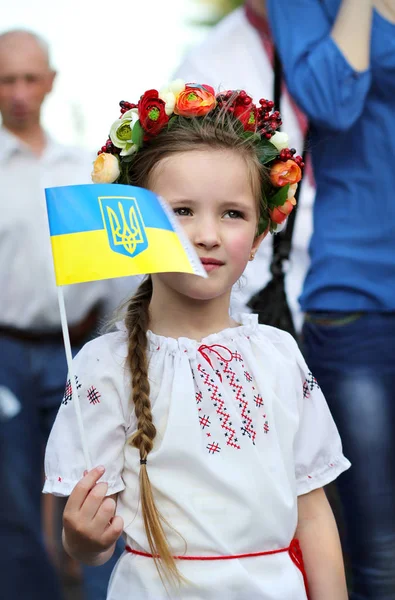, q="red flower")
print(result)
[138,89,169,137]
[232,92,257,132]
[174,84,216,117]
[270,159,302,187]
[270,198,297,225]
